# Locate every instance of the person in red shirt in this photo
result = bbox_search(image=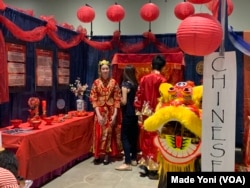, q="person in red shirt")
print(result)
[134,54,167,179]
